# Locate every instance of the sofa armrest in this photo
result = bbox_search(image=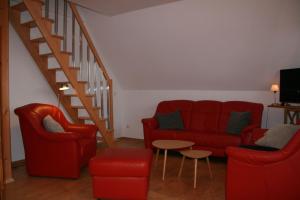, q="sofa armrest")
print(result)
[240,124,262,145]
[226,146,287,165]
[142,118,158,129]
[141,118,158,148]
[40,131,83,142]
[65,123,98,138]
